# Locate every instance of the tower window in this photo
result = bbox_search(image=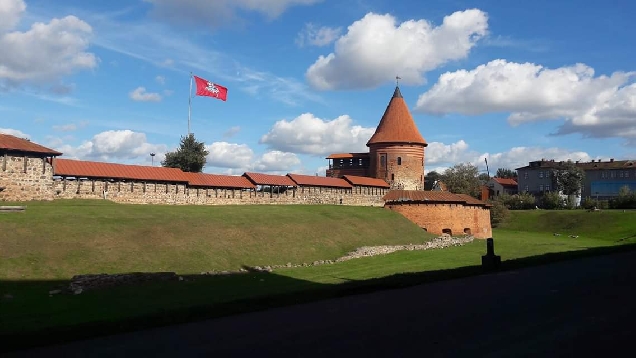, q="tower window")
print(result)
[397,157,402,165]
[391,173,394,181]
